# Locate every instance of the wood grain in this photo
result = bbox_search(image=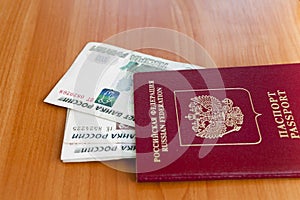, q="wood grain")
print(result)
[0,0,300,199]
